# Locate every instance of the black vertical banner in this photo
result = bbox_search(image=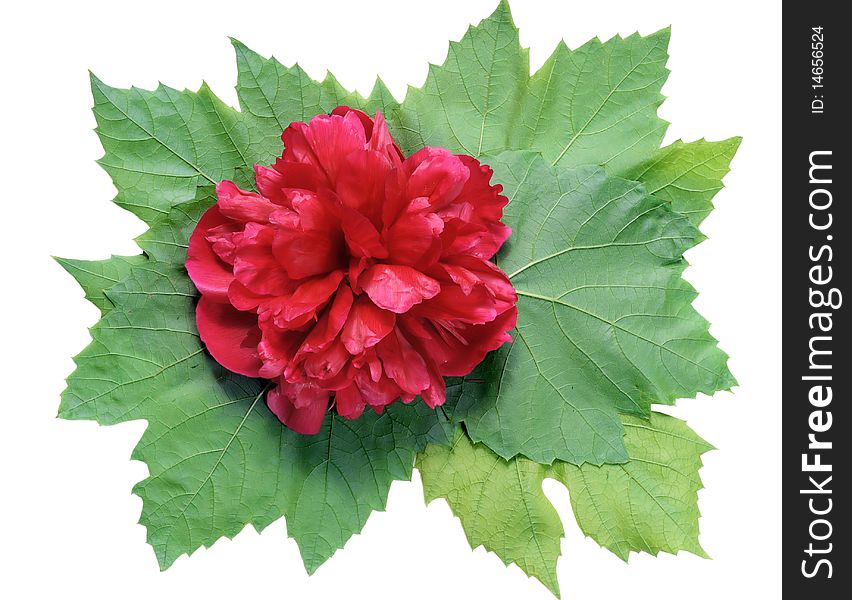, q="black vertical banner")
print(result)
[783,3,848,597]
